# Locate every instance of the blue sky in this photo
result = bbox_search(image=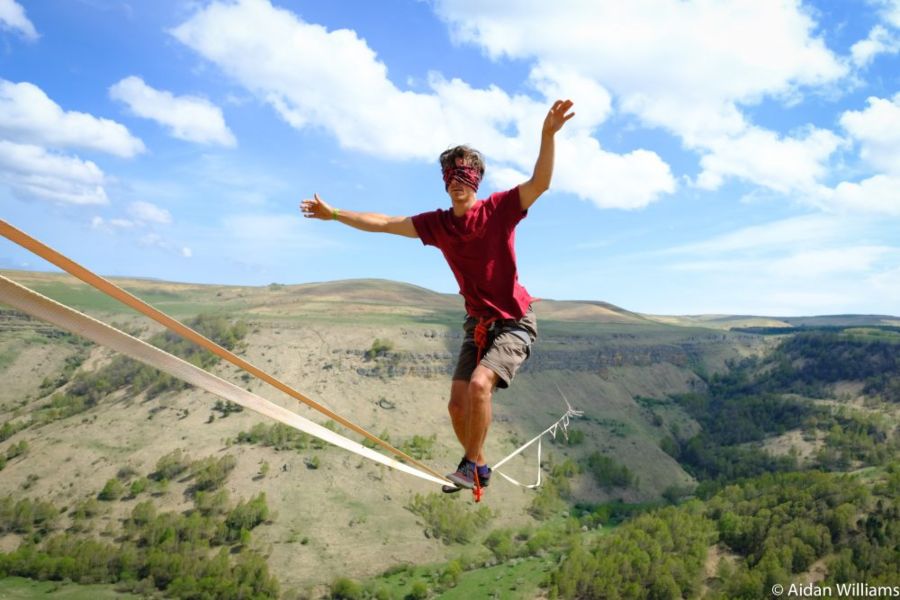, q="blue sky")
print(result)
[1,0,899,316]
